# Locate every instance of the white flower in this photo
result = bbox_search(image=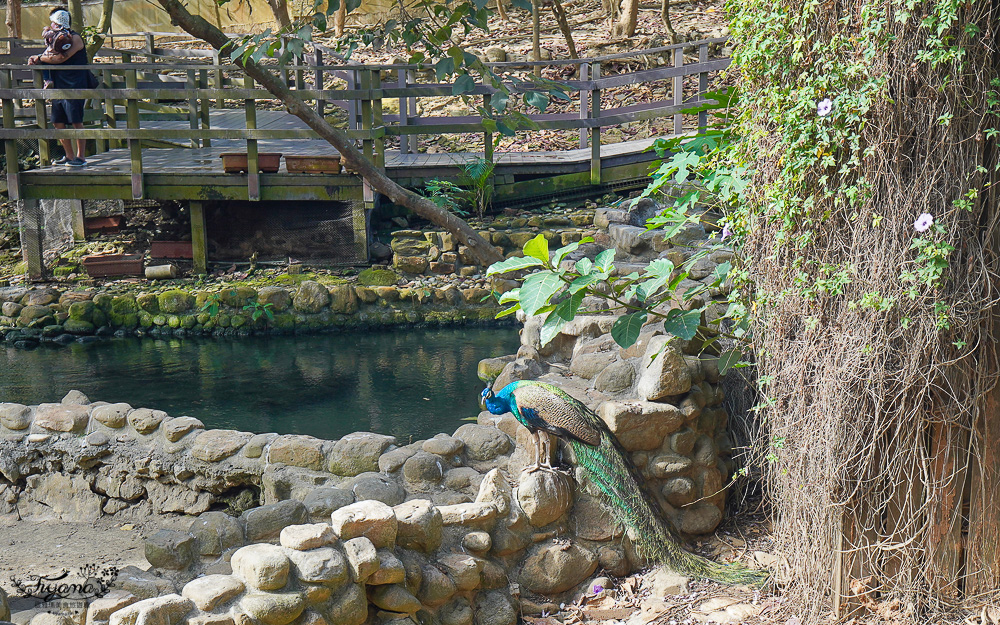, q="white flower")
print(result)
[817,98,833,117]
[914,213,934,232]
